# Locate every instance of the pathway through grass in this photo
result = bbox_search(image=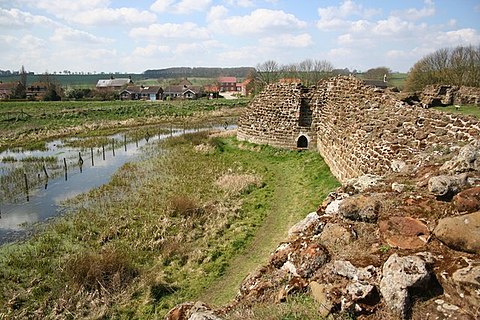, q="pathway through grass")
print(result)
[200,143,339,305]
